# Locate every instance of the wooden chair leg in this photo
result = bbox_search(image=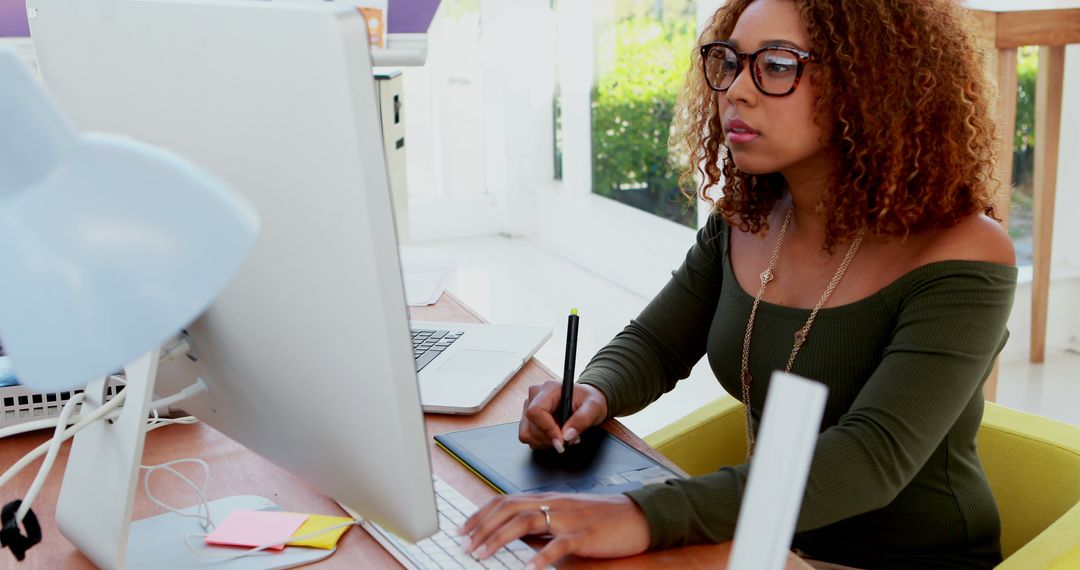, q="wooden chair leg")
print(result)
[1030,46,1065,363]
